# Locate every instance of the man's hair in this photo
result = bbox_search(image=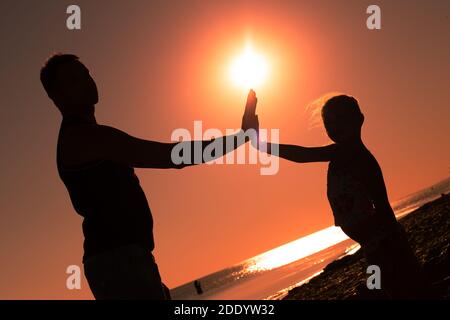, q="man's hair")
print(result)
[40,53,79,94]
